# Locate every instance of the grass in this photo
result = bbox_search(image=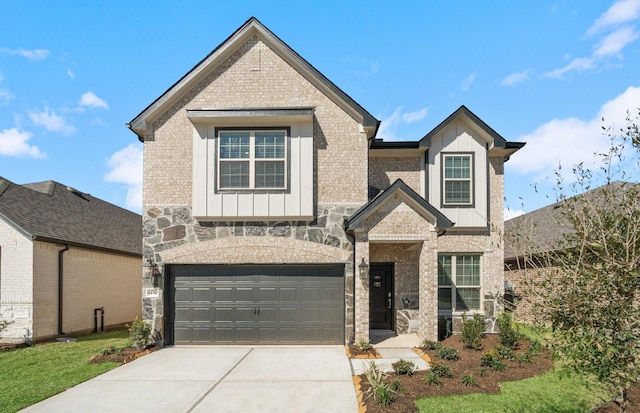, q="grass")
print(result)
[0,329,131,413]
[416,332,611,413]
